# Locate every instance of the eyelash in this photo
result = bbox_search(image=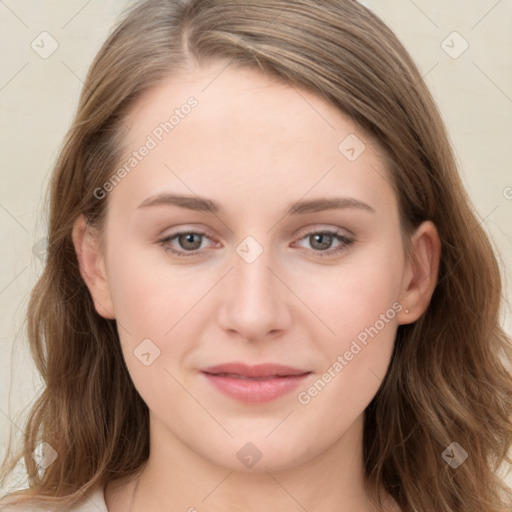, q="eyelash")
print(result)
[158,229,354,259]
